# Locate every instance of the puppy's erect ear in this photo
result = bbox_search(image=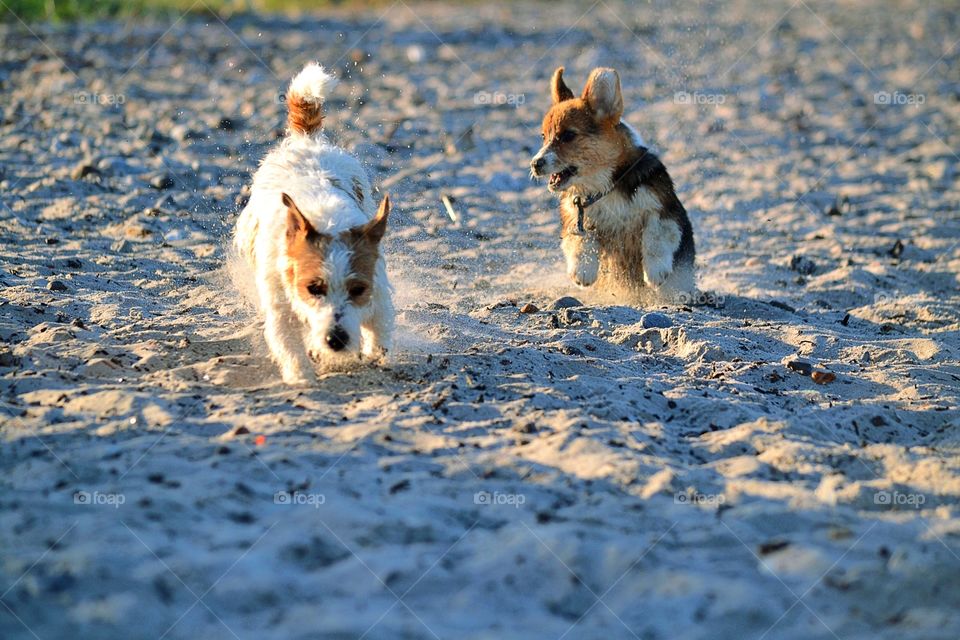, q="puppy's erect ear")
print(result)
[351,195,390,245]
[581,67,623,123]
[283,192,316,242]
[551,67,574,104]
